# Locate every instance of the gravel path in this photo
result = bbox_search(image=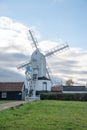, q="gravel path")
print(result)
[0,101,28,111]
